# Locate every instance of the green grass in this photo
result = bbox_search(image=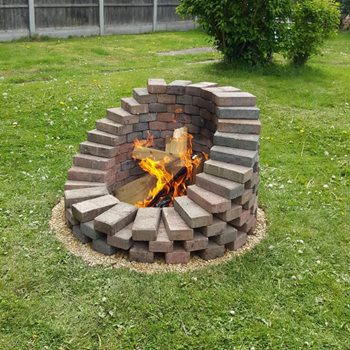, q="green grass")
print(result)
[0,30,349,349]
